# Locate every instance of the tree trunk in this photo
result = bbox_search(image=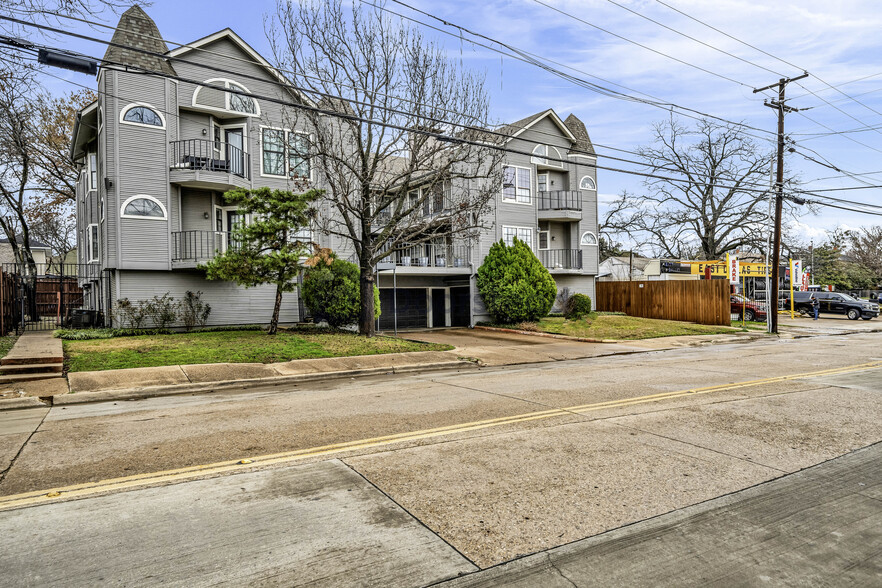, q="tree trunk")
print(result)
[358,270,376,337]
[269,280,283,335]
